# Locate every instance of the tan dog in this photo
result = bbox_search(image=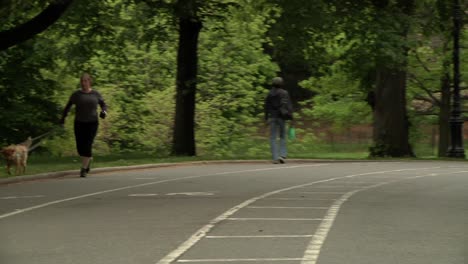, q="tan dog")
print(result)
[1,137,32,175]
